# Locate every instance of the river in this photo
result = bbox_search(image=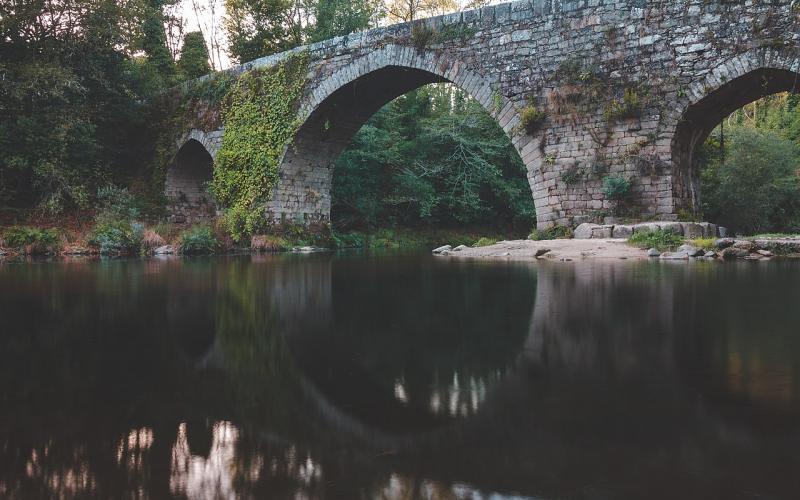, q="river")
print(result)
[1,253,799,499]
